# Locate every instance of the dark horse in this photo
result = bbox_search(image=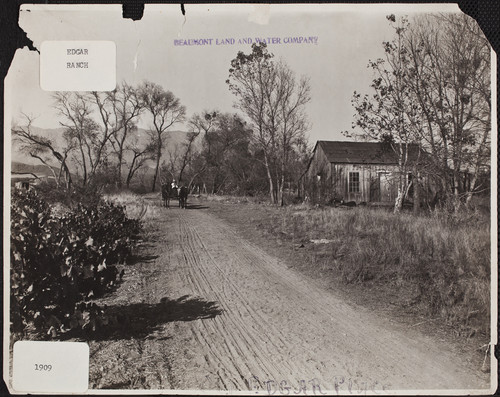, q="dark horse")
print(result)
[178,186,188,209]
[161,183,188,209]
[161,183,175,208]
